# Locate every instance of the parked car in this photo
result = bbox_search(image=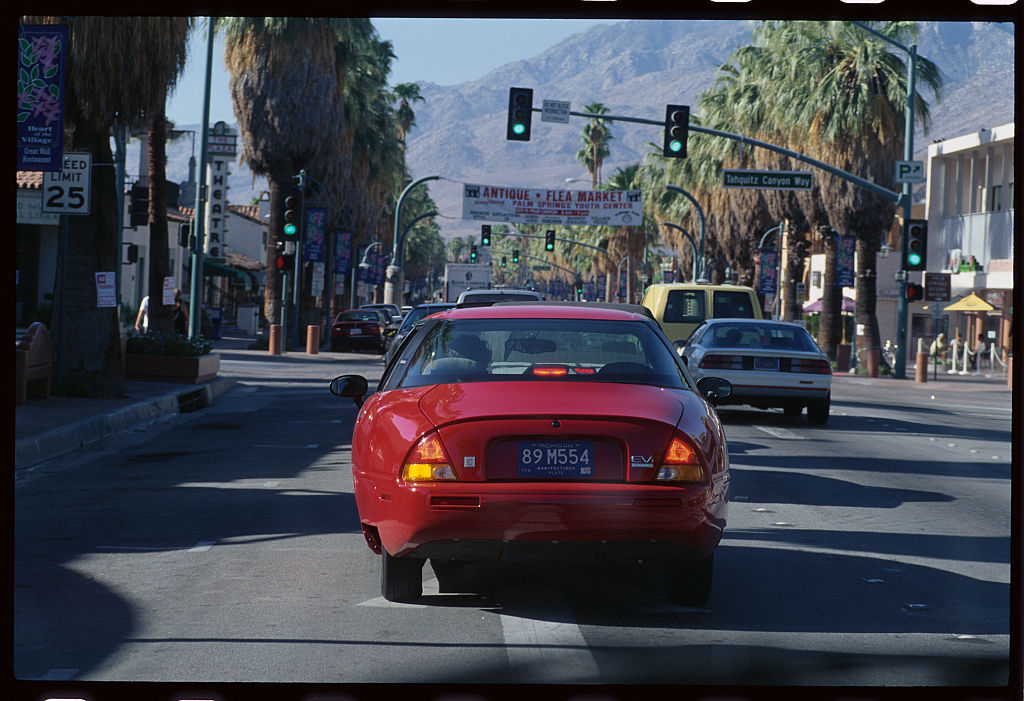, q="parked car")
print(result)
[330,309,389,354]
[641,282,762,347]
[679,318,832,424]
[330,304,733,605]
[455,288,543,307]
[383,302,455,365]
[361,303,403,326]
